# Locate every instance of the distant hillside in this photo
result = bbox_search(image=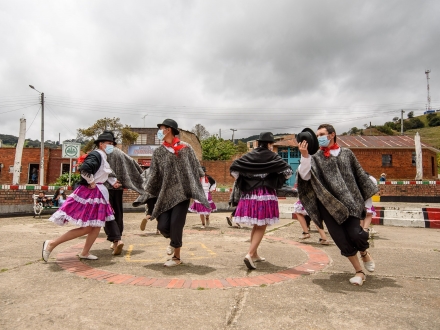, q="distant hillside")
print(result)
[0,134,66,148]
